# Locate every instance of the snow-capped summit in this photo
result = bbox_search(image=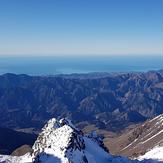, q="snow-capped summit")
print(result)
[32,118,111,163]
[32,118,86,163]
[0,117,163,163]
